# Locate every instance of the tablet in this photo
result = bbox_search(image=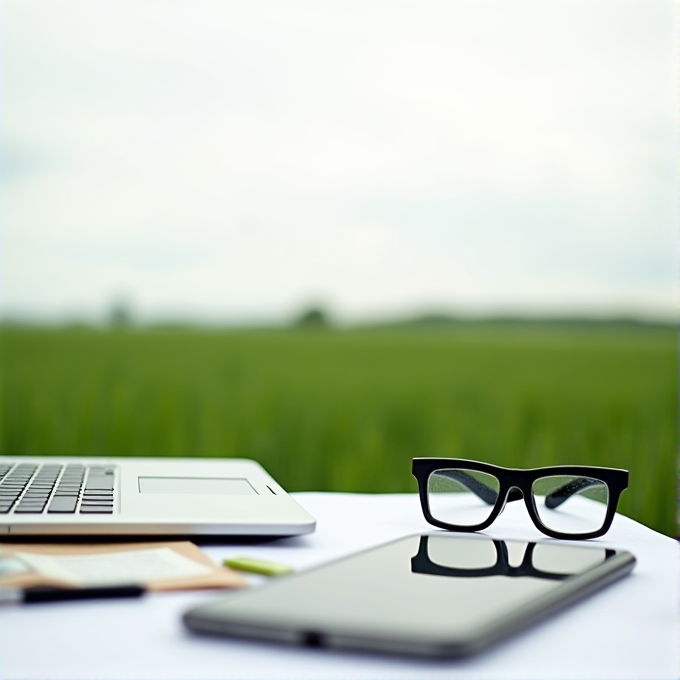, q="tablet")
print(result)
[183,533,635,658]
